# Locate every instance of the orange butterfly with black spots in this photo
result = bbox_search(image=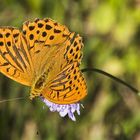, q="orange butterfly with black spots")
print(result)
[0,18,87,104]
